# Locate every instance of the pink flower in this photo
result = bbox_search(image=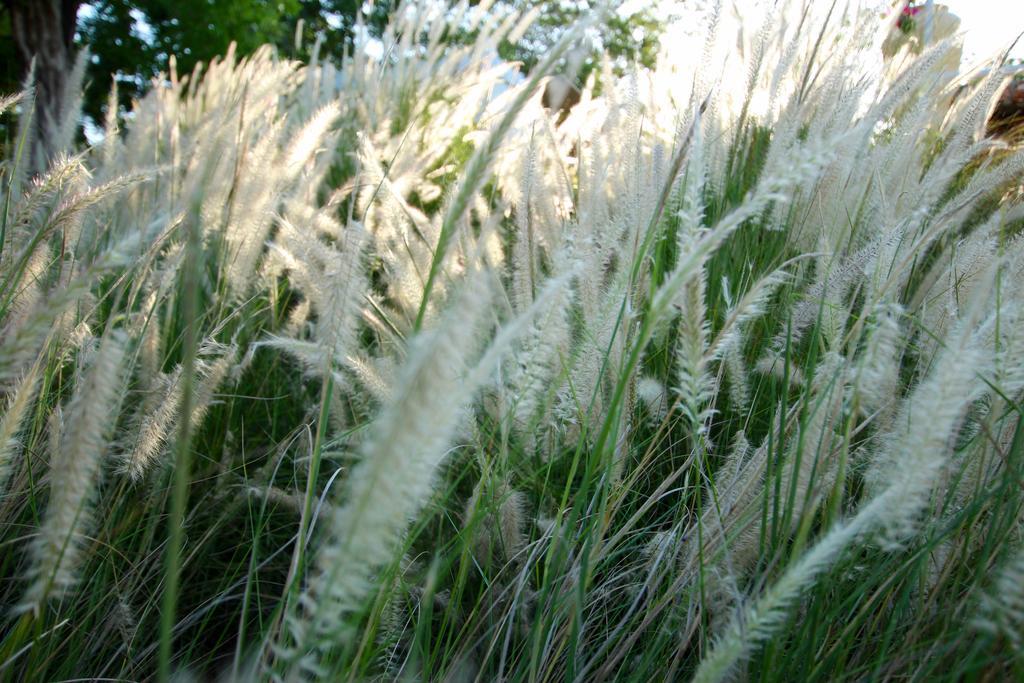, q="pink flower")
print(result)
[897,3,923,33]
